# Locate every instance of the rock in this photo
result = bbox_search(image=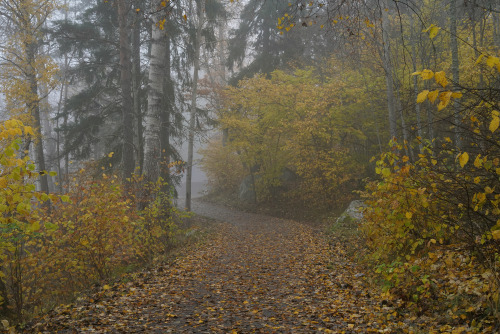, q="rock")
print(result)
[336,200,366,224]
[239,175,256,203]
